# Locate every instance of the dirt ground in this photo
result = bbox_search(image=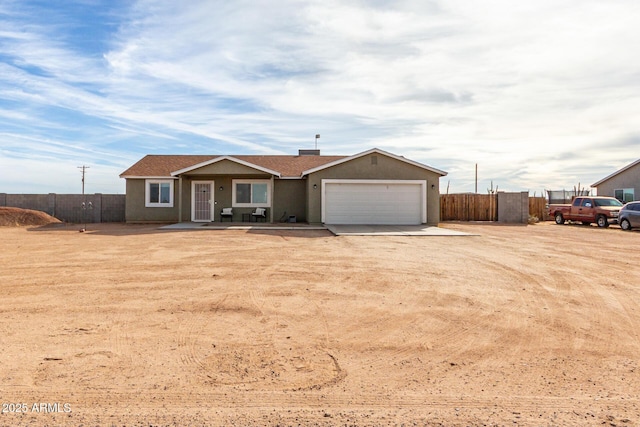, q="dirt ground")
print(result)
[0,207,61,227]
[1,220,639,426]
